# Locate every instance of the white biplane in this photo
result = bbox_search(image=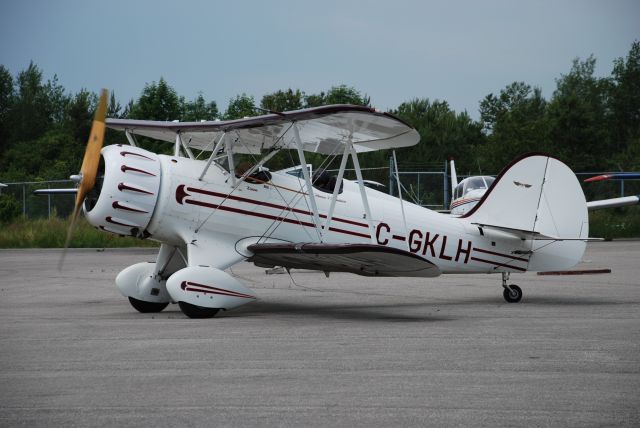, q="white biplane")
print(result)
[43,90,593,318]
